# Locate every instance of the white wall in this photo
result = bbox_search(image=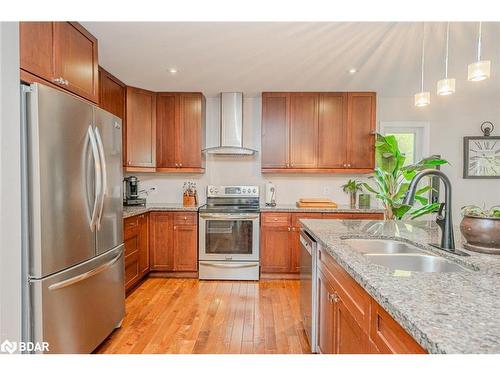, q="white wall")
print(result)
[0,22,22,345]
